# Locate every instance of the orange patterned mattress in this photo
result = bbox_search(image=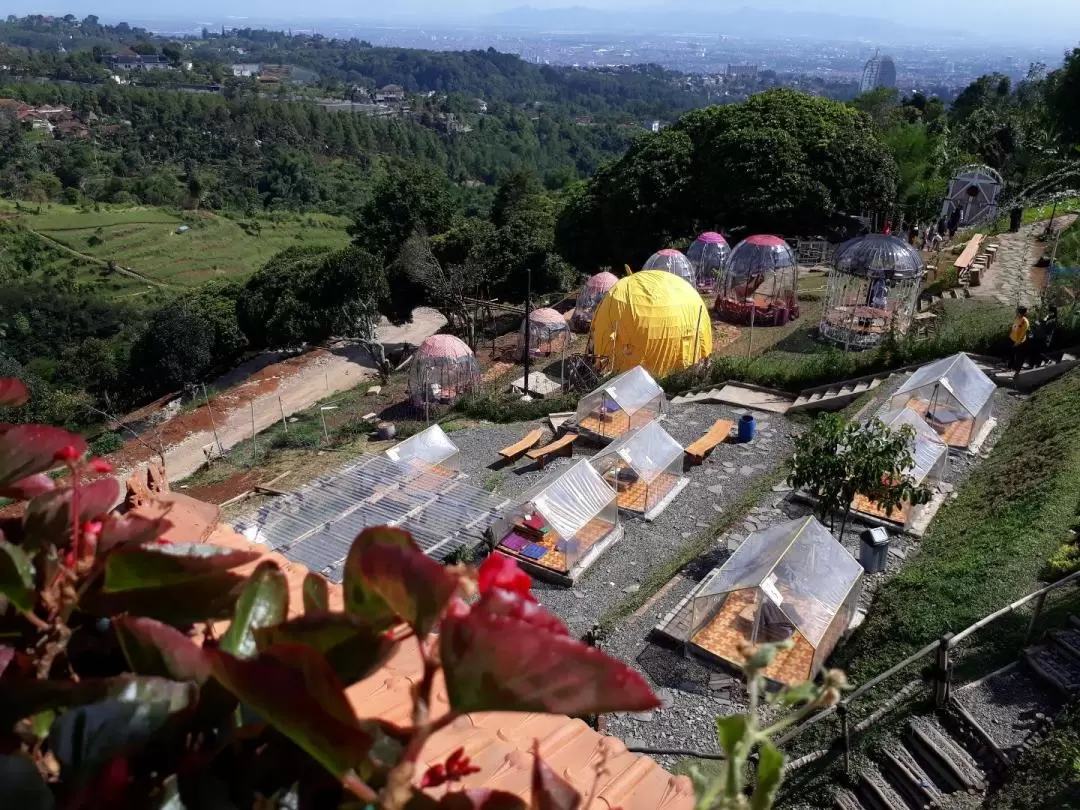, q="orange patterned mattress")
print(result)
[904,398,976,448]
